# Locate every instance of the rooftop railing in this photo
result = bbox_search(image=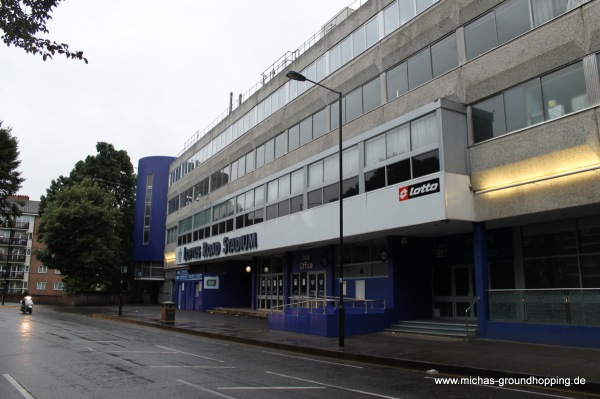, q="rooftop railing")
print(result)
[178,0,369,156]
